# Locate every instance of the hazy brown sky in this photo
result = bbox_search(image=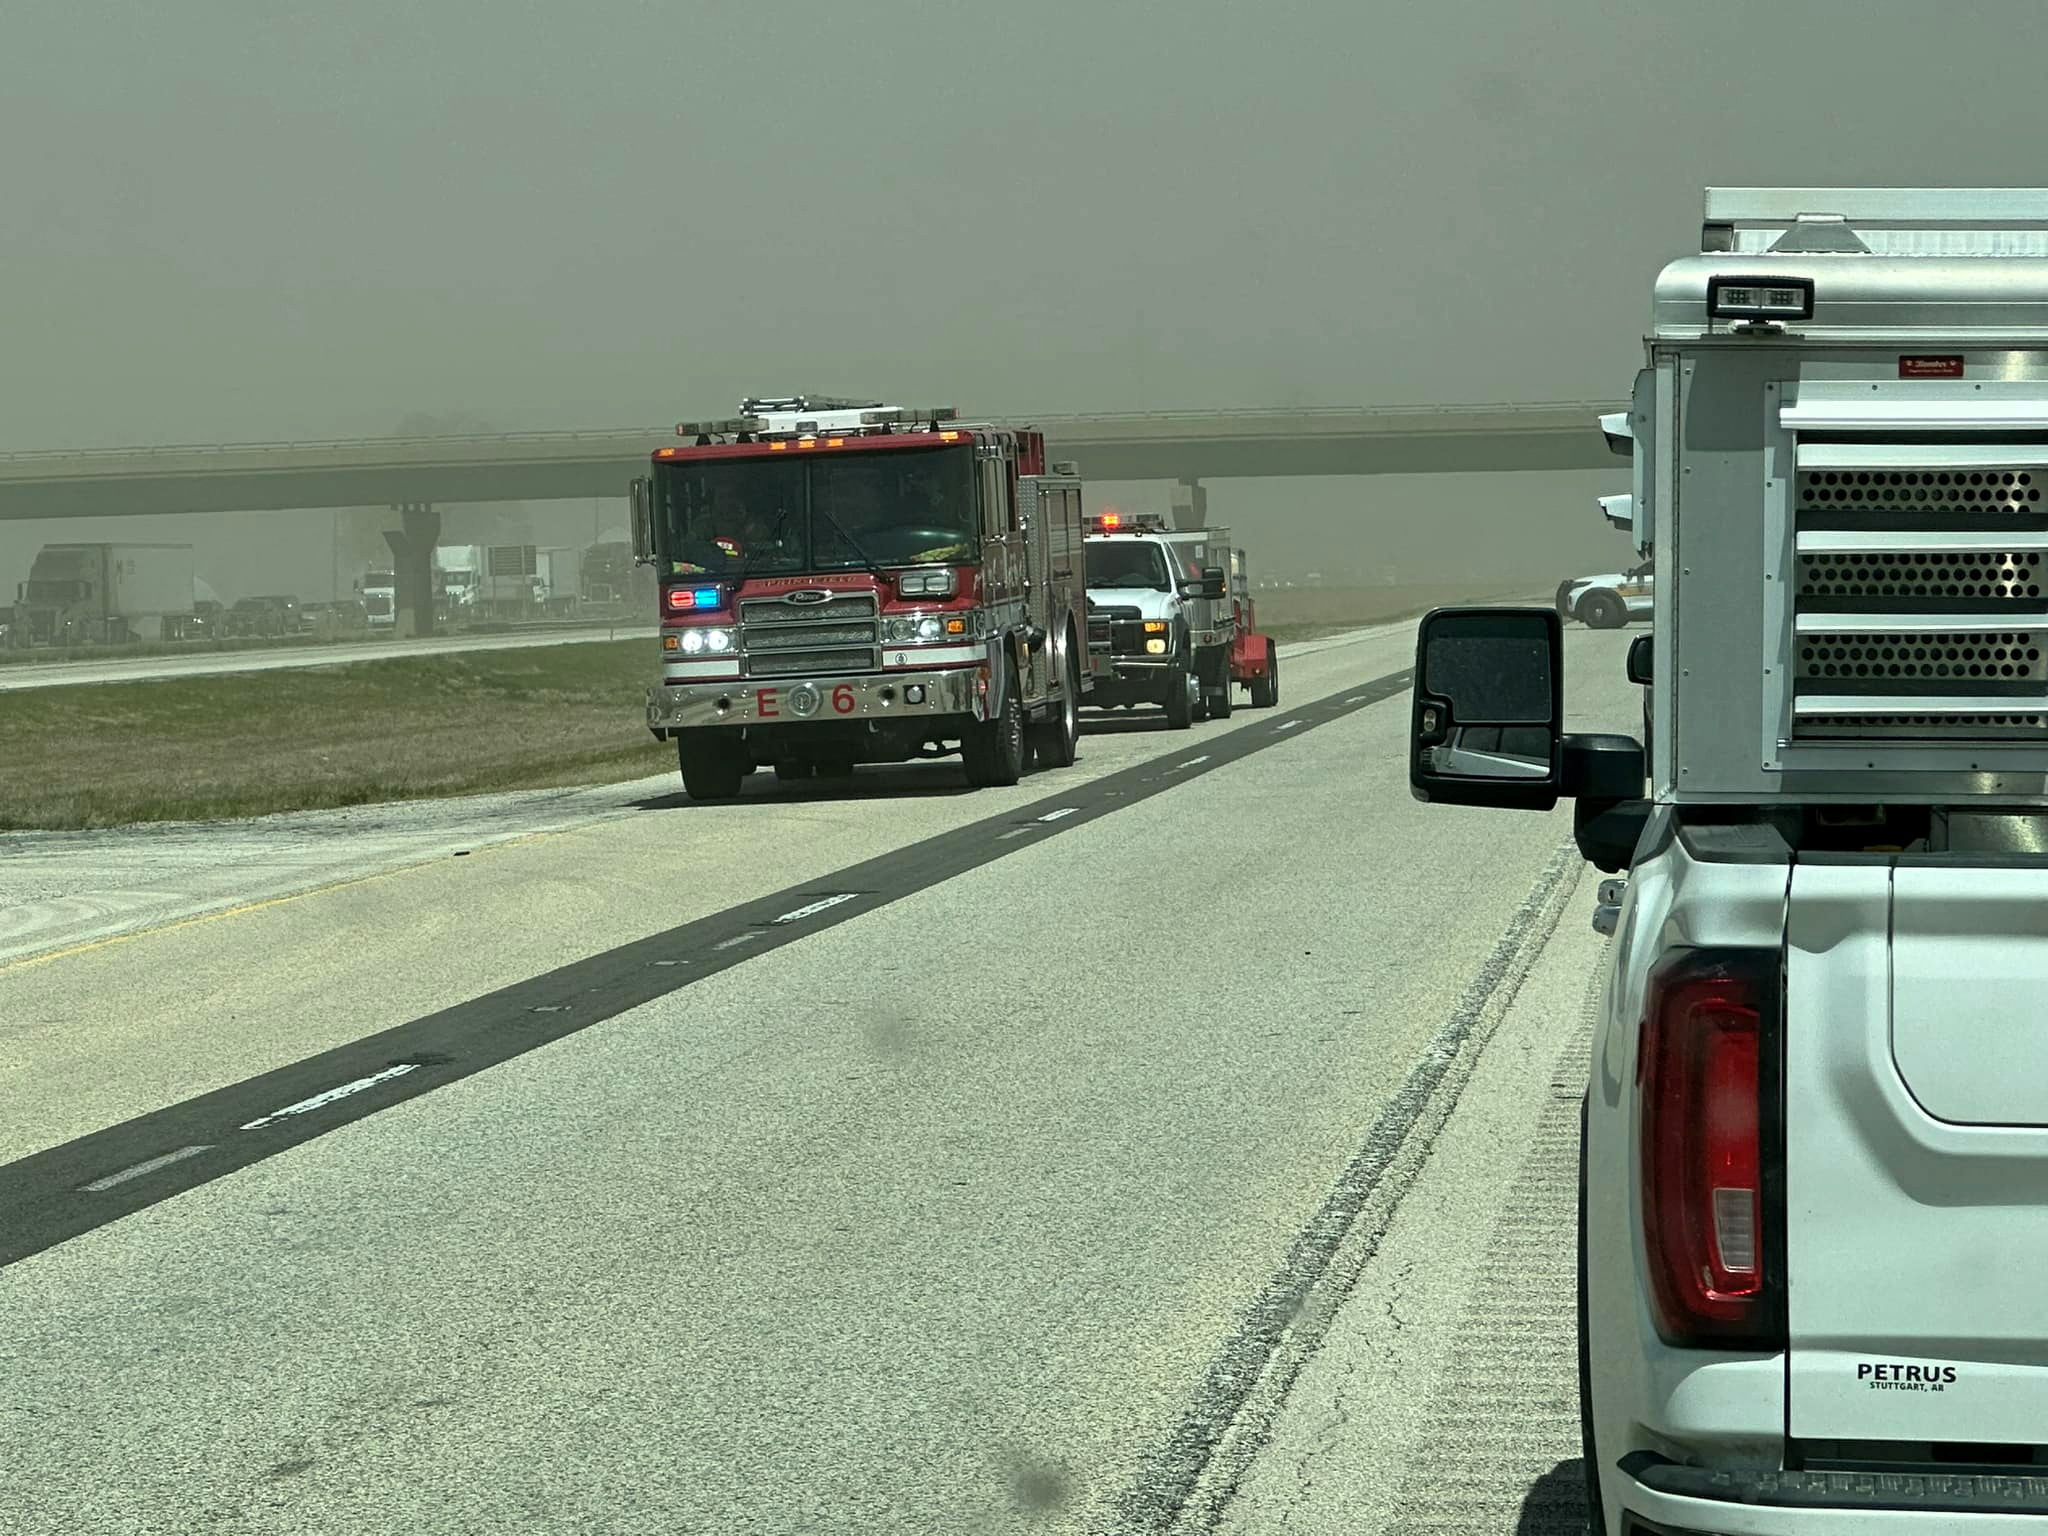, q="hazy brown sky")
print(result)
[5,1,2046,595]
